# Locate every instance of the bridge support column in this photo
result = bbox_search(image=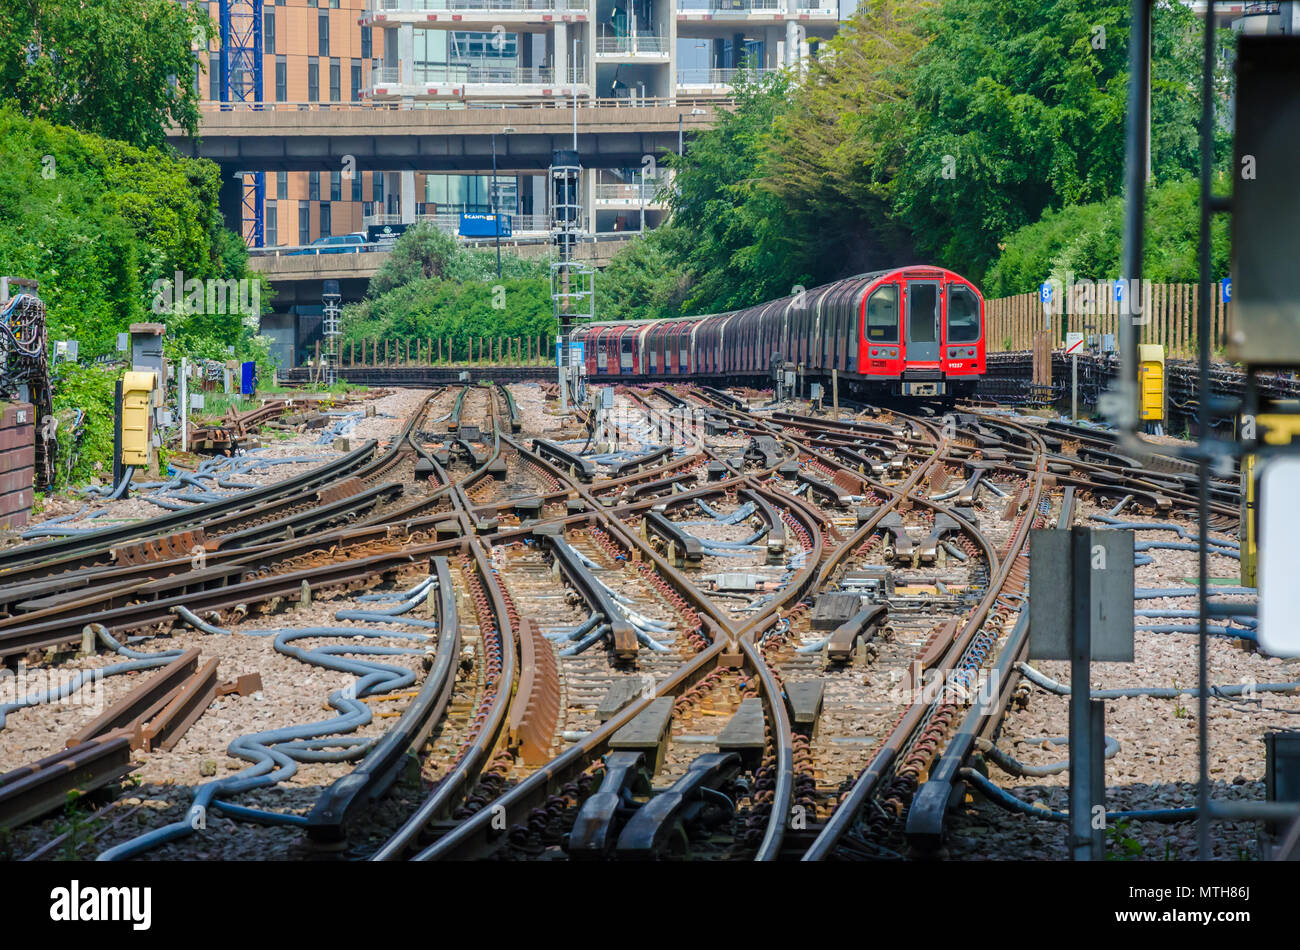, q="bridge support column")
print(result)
[218,168,245,236]
[554,22,568,86]
[401,171,416,224]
